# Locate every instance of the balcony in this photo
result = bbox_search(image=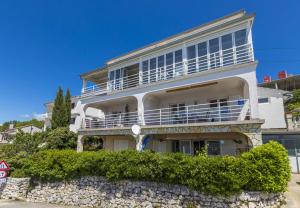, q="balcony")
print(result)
[82,99,250,130]
[81,43,254,97]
